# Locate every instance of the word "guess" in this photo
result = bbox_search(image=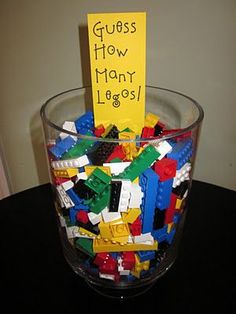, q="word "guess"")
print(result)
[93,20,136,42]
